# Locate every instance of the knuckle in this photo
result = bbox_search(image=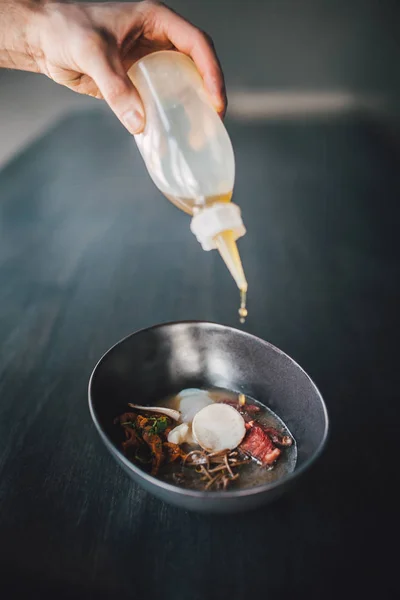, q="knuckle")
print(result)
[140,0,163,15]
[140,1,174,24]
[77,30,106,55]
[138,1,167,35]
[194,29,211,47]
[143,0,163,7]
[202,30,215,48]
